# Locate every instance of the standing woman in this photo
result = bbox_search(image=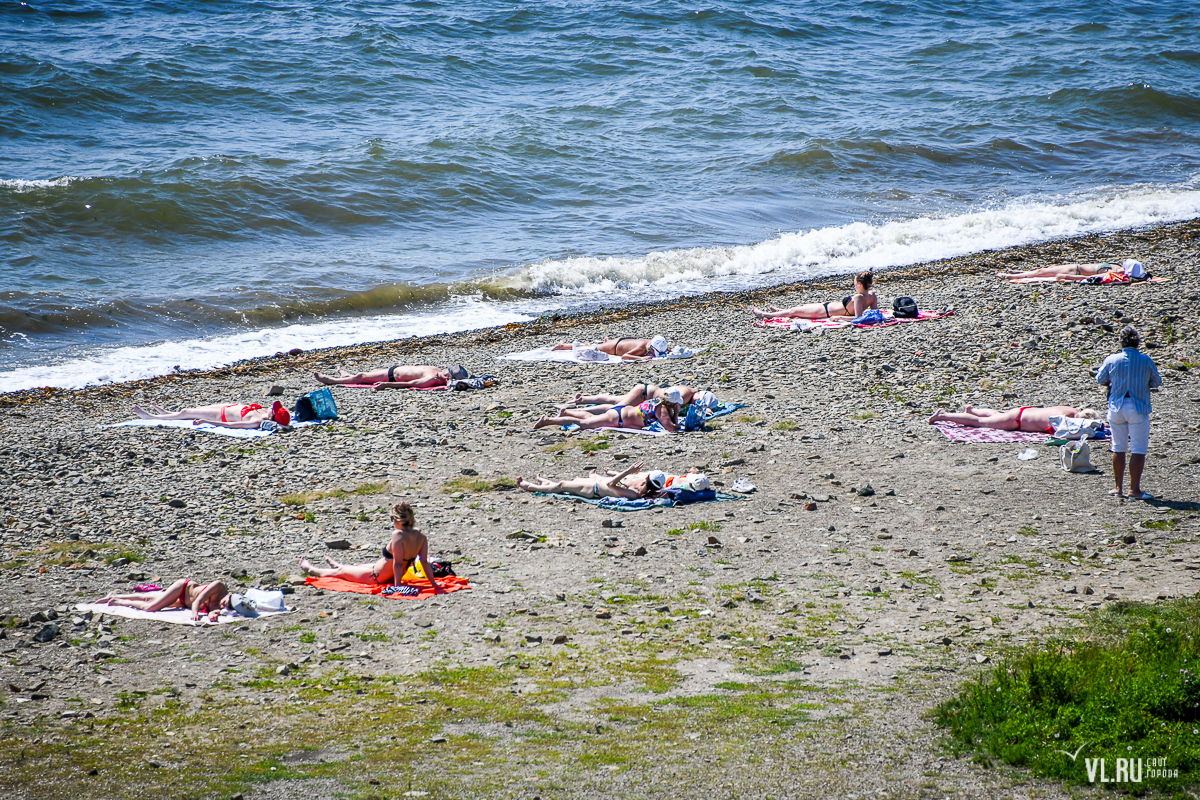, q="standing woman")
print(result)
[300,502,442,593]
[1096,326,1162,499]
